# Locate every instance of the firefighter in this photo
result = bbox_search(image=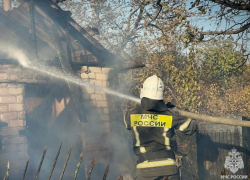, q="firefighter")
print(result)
[124,75,196,180]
